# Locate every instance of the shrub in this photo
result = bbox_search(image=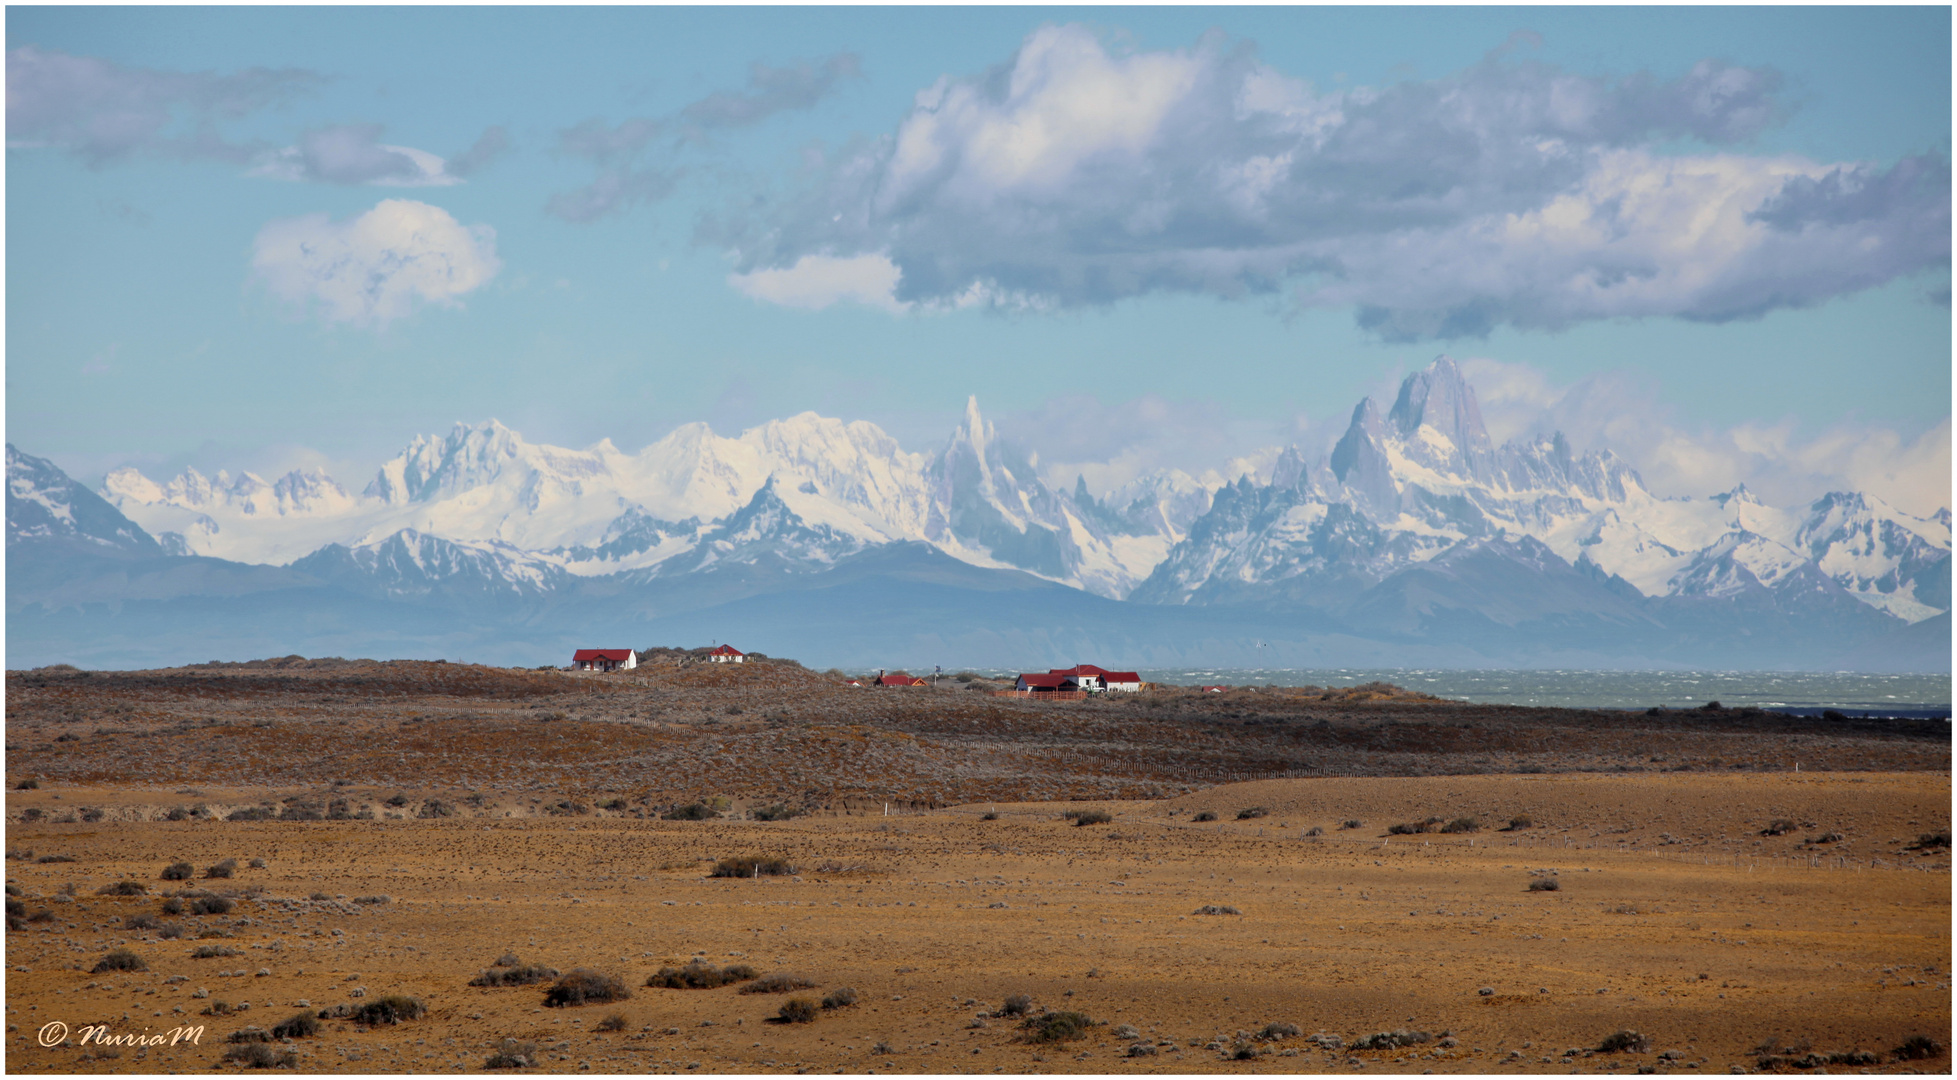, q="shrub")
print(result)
[1387,822,1428,835]
[710,857,796,878]
[471,962,560,987]
[821,987,858,1009]
[1236,807,1268,820]
[1506,815,1533,830]
[157,922,186,940]
[15,779,38,790]
[1259,1022,1301,1041]
[1020,1010,1096,1043]
[161,898,185,915]
[352,895,391,905]
[1527,877,1560,892]
[664,802,715,821]
[1912,832,1951,850]
[384,794,410,808]
[980,812,998,821]
[193,944,240,958]
[227,1026,272,1042]
[645,961,755,989]
[226,807,277,822]
[1439,816,1480,834]
[1811,831,1844,844]
[309,893,334,902]
[1192,811,1217,822]
[1894,1035,1941,1060]
[999,993,1033,1016]
[739,972,816,995]
[97,881,148,897]
[1596,1030,1650,1054]
[1072,810,1113,827]
[750,804,806,822]
[778,997,820,1023]
[205,859,237,879]
[595,1013,629,1032]
[544,970,630,1008]
[351,995,427,1025]
[417,801,455,819]
[485,1038,540,1069]
[92,949,147,973]
[1192,904,1241,915]
[1304,826,1323,836]
[36,854,77,864]
[270,1013,319,1039]
[1352,1029,1430,1051]
[222,1043,295,1068]
[1340,819,1363,830]
[1761,819,1797,836]
[249,858,266,869]
[190,895,235,916]
[124,913,160,930]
